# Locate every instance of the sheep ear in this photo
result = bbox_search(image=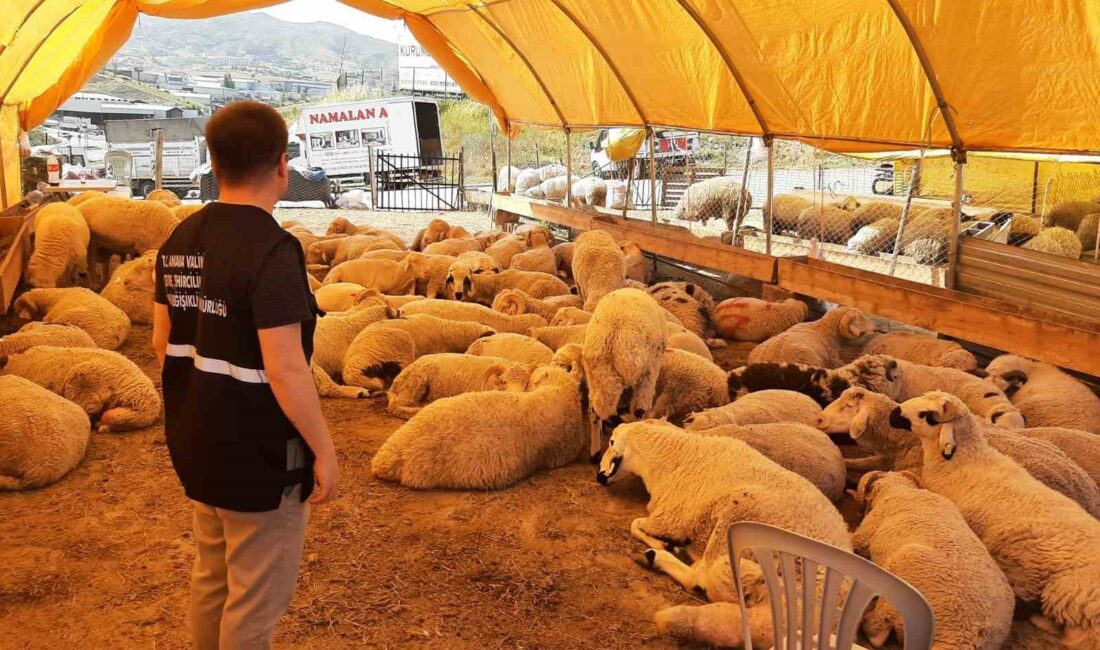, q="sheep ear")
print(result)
[939,422,956,460]
[483,363,507,389]
[853,471,886,505]
[463,276,472,295]
[850,409,870,439]
[937,396,961,422]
